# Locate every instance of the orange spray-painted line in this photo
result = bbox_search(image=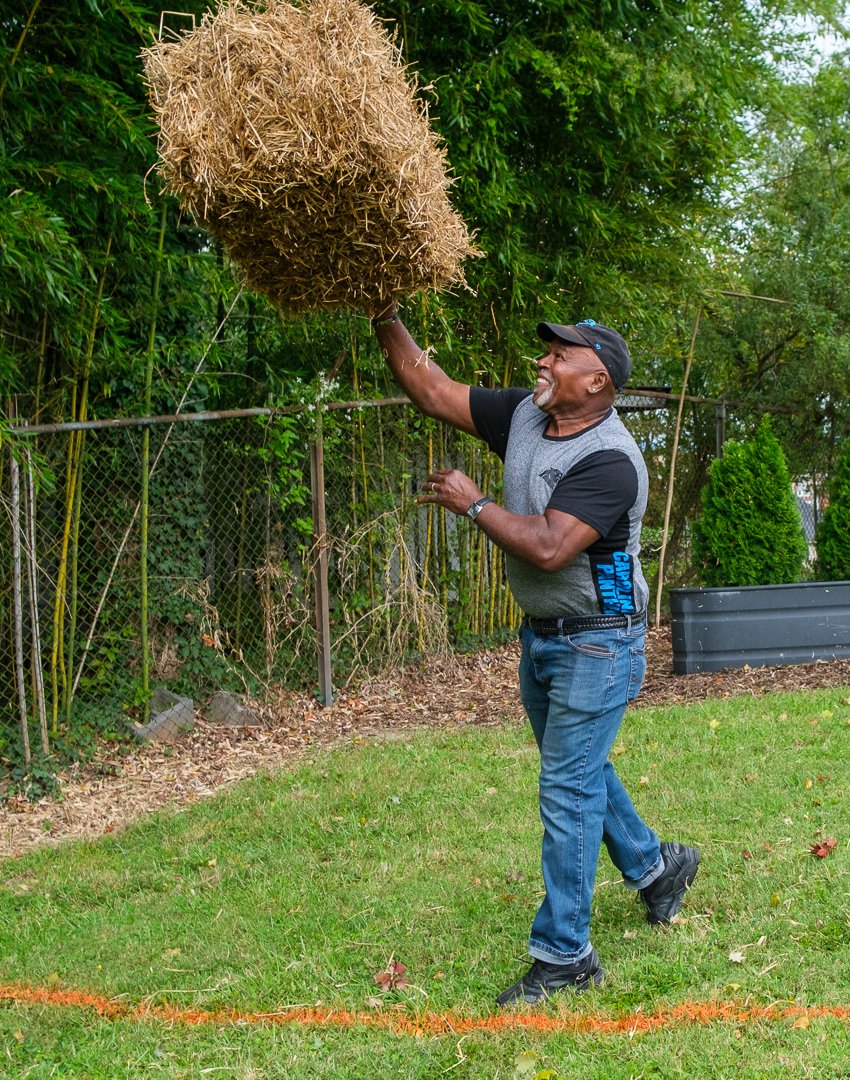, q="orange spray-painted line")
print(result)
[2,984,849,1037]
